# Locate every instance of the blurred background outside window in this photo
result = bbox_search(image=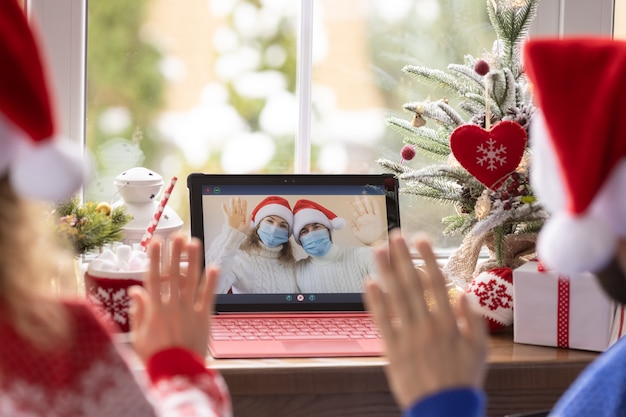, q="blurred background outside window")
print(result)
[85,0,624,250]
[85,0,496,250]
[616,0,626,39]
